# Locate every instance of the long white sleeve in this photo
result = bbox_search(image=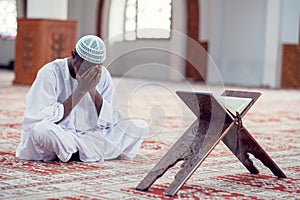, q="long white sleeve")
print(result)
[22,65,64,131]
[97,68,123,129]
